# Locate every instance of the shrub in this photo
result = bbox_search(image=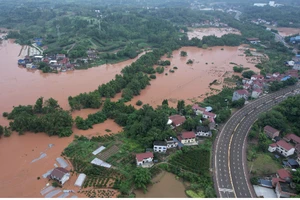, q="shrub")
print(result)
[105,129,111,132]
[173,66,178,69]
[186,190,205,198]
[202,44,208,49]
[2,112,8,117]
[149,74,156,79]
[136,100,143,106]
[205,62,208,65]
[52,182,60,188]
[169,69,175,73]
[165,73,168,76]
[37,177,40,180]
[186,59,193,64]
[180,51,187,57]
[221,48,224,50]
